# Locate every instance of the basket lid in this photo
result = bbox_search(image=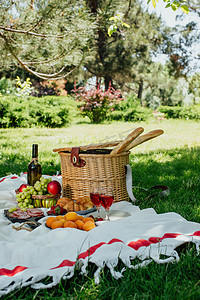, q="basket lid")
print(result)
[53,140,121,153]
